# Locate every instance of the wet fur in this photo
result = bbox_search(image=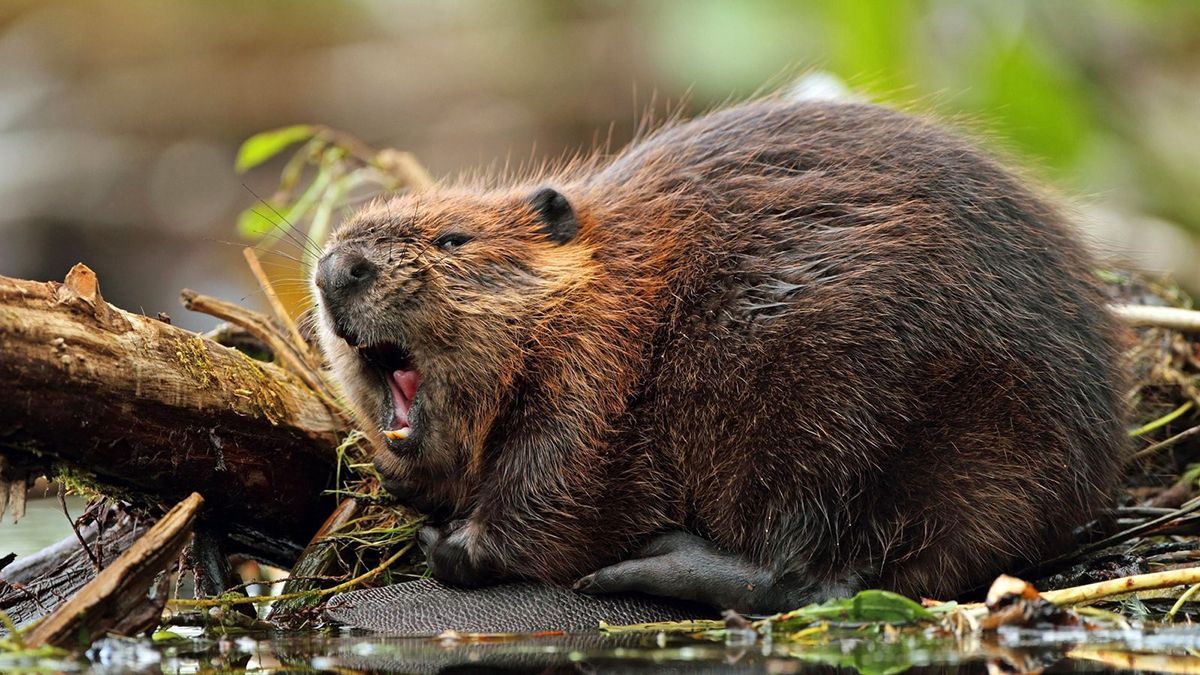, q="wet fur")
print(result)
[316,98,1127,605]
